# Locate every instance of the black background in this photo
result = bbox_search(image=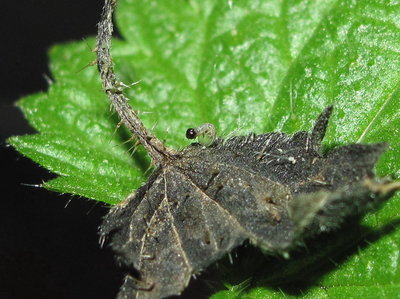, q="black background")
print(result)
[1,1,140,298]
